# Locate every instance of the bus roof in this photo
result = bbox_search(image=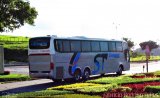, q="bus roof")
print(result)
[30,36,125,42]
